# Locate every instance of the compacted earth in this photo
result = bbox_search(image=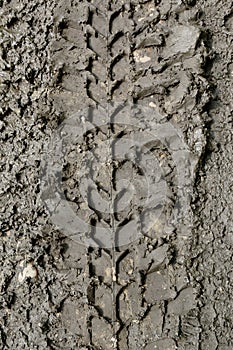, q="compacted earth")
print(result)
[0,0,232,349]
